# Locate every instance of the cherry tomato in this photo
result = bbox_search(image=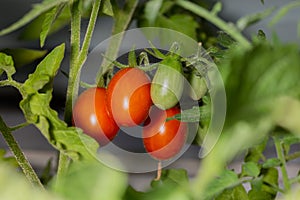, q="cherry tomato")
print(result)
[106,67,152,126]
[151,55,184,110]
[143,106,188,160]
[72,87,119,146]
